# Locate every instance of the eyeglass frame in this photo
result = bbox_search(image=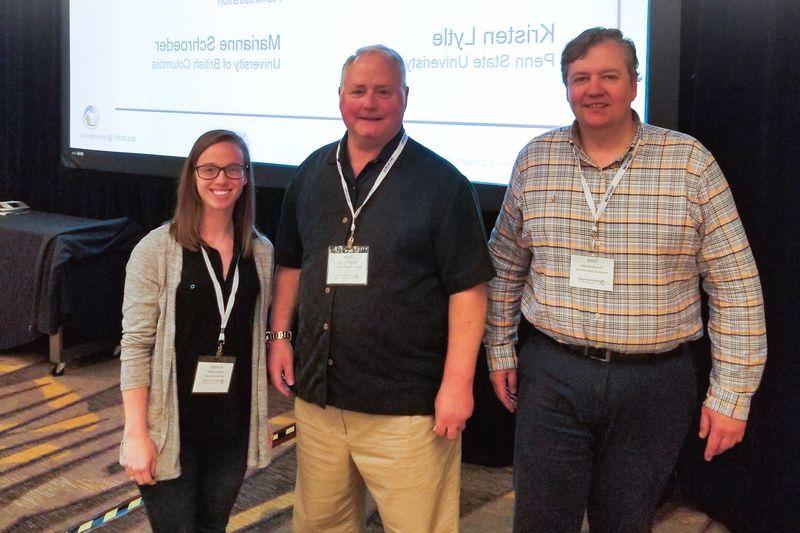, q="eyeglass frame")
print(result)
[193,163,249,180]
